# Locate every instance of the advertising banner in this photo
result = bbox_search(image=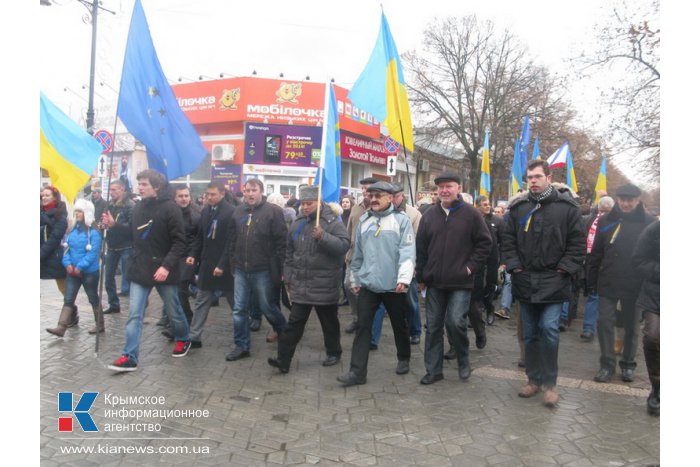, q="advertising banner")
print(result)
[211,165,243,193]
[340,131,388,166]
[244,123,322,167]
